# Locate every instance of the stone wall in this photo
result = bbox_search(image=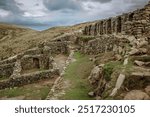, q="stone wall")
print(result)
[78,35,129,55]
[21,54,50,71]
[83,1,150,38]
[0,63,15,78]
[0,36,70,90]
[0,55,17,66]
[0,69,59,90]
[45,41,69,54]
[51,33,77,42]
